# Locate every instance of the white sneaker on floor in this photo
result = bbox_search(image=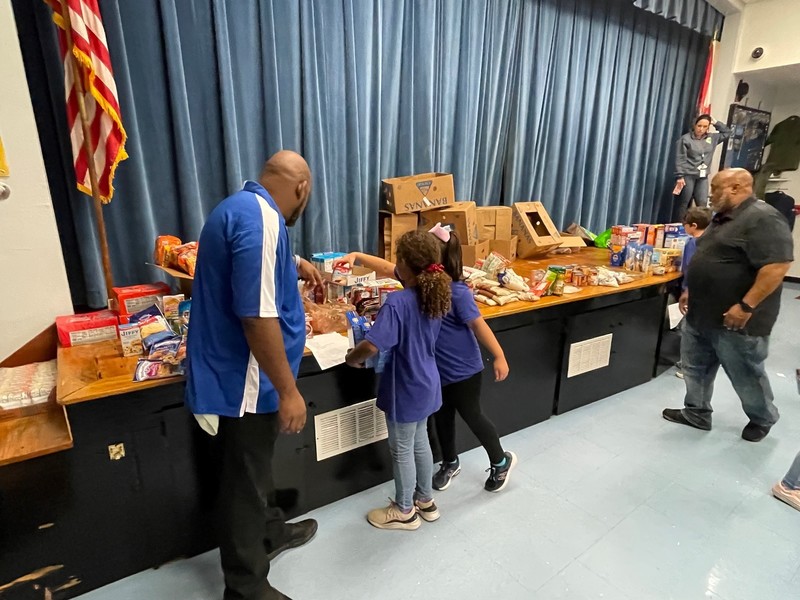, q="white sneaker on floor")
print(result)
[772,482,800,512]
